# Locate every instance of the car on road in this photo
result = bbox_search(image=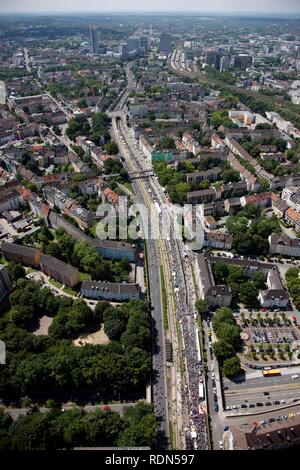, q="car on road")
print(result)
[263,391,270,396]
[219,440,223,449]
[214,403,219,412]
[256,402,264,407]
[281,399,286,404]
[249,403,255,408]
[272,400,280,405]
[241,404,247,409]
[265,402,272,406]
[292,375,299,379]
